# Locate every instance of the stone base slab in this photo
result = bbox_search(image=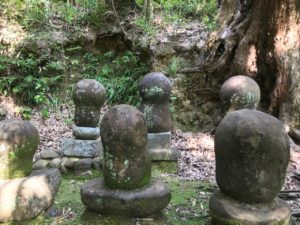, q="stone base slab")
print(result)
[209,190,291,225]
[73,126,100,140]
[0,169,61,222]
[81,178,171,217]
[62,138,102,158]
[148,132,179,161]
